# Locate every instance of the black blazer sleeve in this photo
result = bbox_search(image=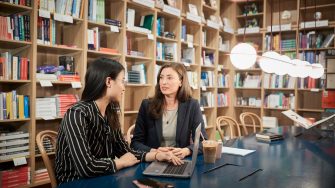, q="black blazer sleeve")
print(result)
[130,99,154,152]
